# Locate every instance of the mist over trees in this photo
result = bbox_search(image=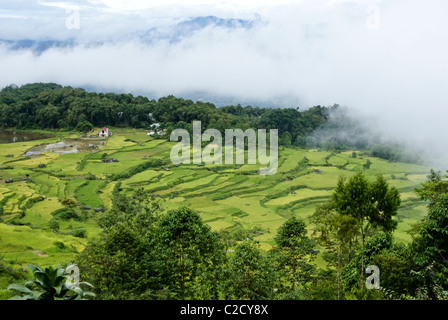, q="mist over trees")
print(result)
[0,83,426,165]
[305,106,424,164]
